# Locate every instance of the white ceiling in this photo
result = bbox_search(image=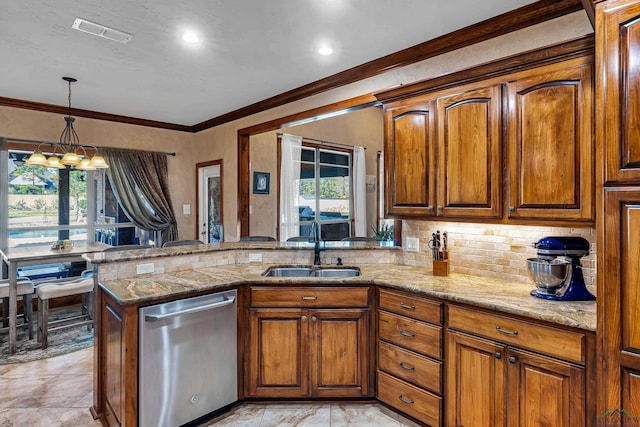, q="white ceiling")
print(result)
[0,0,538,126]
